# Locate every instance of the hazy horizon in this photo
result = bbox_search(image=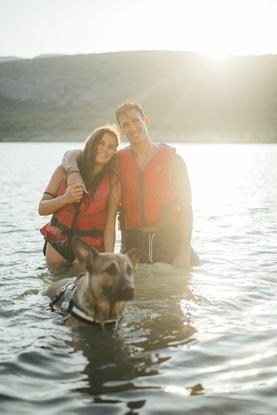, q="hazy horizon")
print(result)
[1,49,277,61]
